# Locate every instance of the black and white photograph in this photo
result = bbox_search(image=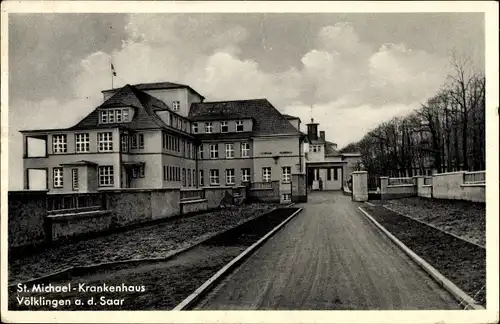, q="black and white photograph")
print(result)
[1,1,498,323]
